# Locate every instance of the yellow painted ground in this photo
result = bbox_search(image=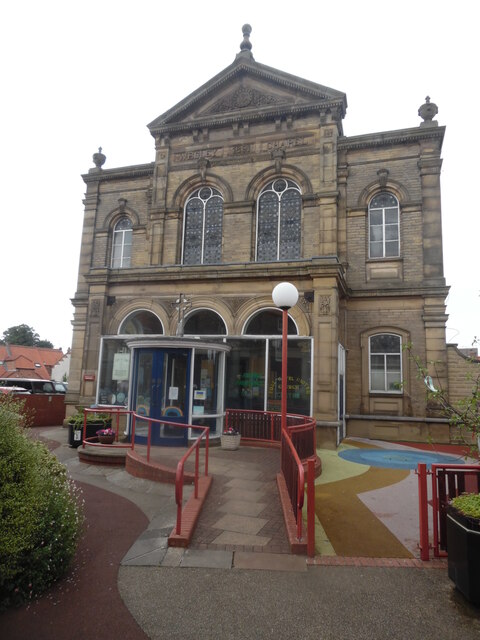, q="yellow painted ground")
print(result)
[312,440,413,558]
